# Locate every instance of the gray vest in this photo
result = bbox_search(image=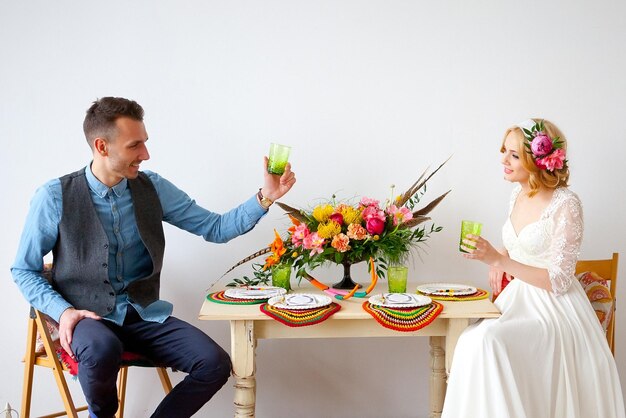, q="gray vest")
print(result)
[52,169,165,316]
